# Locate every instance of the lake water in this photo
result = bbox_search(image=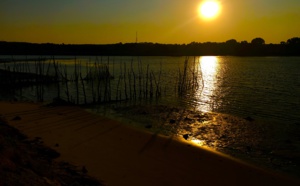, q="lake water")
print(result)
[1,55,299,124]
[195,56,300,125]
